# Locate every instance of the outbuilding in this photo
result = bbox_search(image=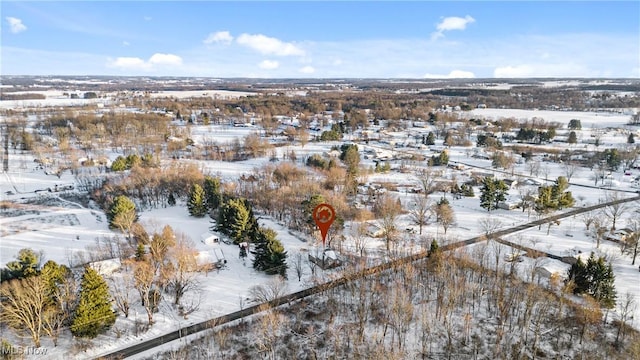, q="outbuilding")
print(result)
[201,232,220,245]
